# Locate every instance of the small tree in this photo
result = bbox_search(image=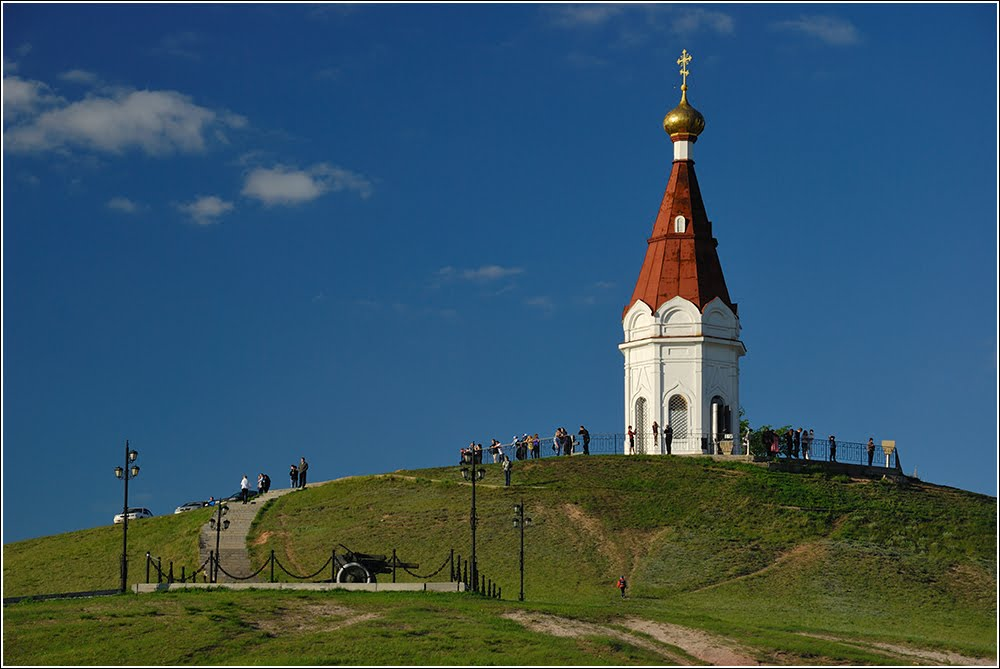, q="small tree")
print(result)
[740,408,792,459]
